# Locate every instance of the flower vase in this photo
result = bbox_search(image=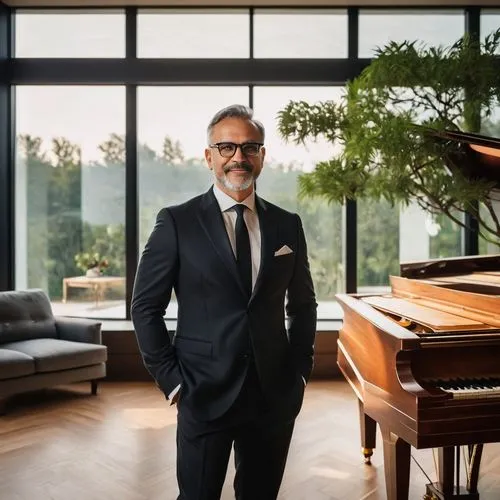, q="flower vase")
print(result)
[86,267,101,278]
